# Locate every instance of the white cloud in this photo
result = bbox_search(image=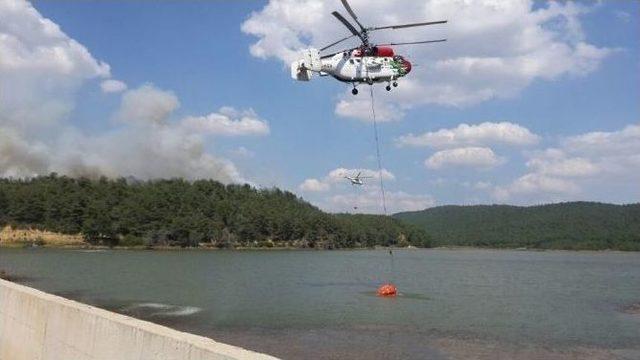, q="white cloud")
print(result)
[299,178,330,192]
[334,92,404,122]
[181,107,269,136]
[100,79,127,93]
[299,167,395,193]
[0,0,109,78]
[614,10,631,23]
[327,167,395,182]
[243,0,612,117]
[493,173,580,201]
[228,146,255,158]
[563,124,640,157]
[299,166,432,213]
[0,2,256,184]
[113,84,179,125]
[474,181,492,190]
[0,0,110,130]
[559,124,640,180]
[425,147,504,169]
[397,122,539,148]
[328,189,435,214]
[525,149,599,177]
[492,123,640,202]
